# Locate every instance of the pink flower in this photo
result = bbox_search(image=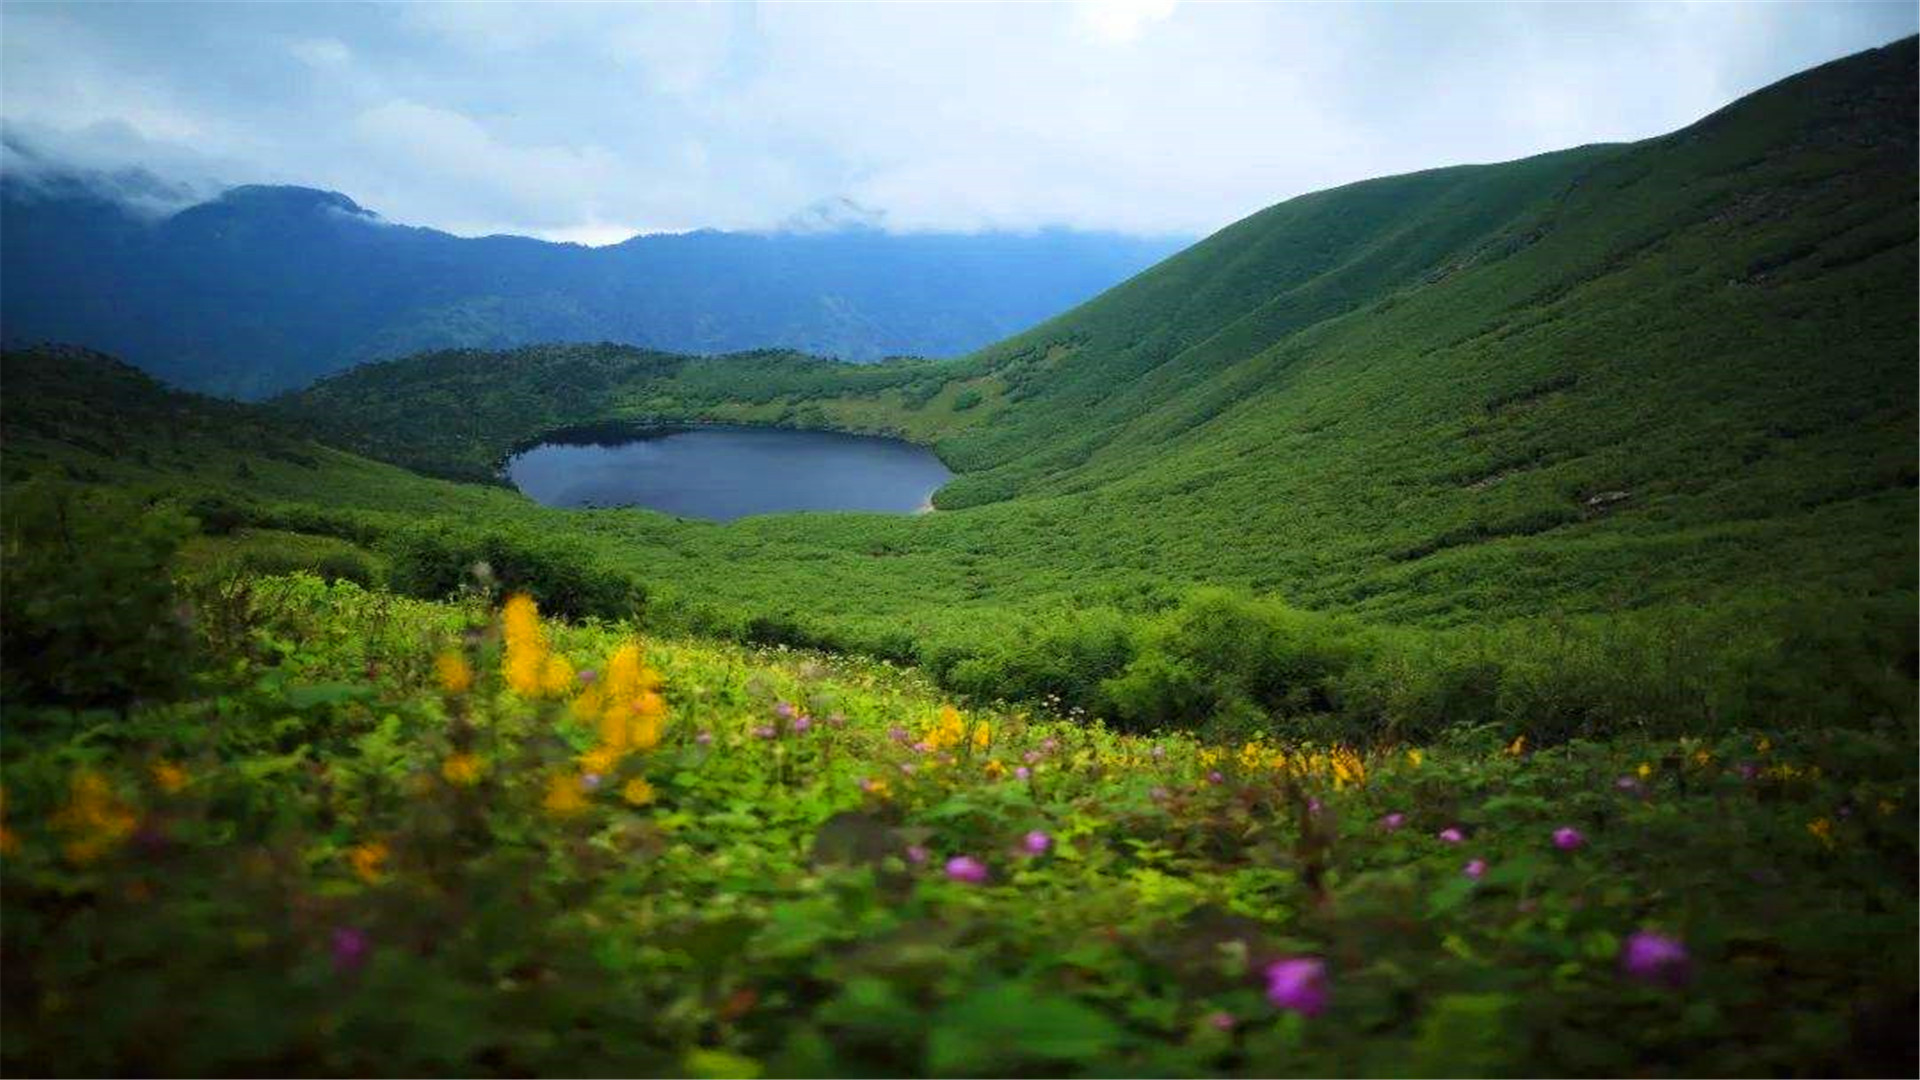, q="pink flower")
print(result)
[1024,749,1044,764]
[1307,797,1324,815]
[1041,738,1058,752]
[791,715,813,734]
[1619,930,1691,987]
[1614,775,1643,793]
[1380,812,1406,831]
[904,844,930,865]
[577,669,598,684]
[1207,770,1226,785]
[753,724,776,739]
[1207,1011,1236,1031]
[888,725,910,743]
[899,763,915,776]
[774,701,796,720]
[1438,827,1465,844]
[945,856,989,884]
[1022,830,1052,855]
[331,926,370,972]
[1015,766,1032,781]
[1264,957,1328,1016]
[1552,826,1586,851]
[1464,858,1487,880]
